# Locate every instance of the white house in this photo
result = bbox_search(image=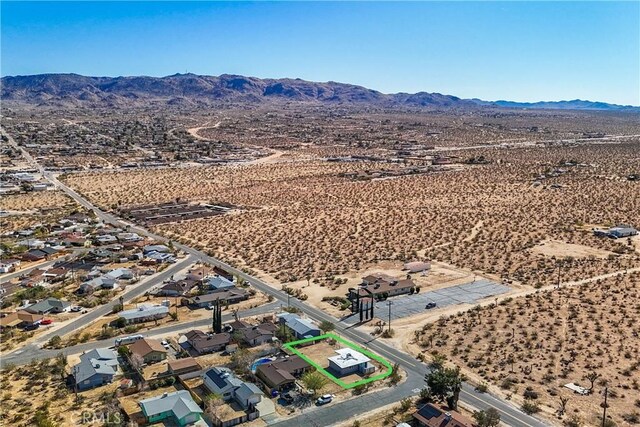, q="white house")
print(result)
[328,348,376,377]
